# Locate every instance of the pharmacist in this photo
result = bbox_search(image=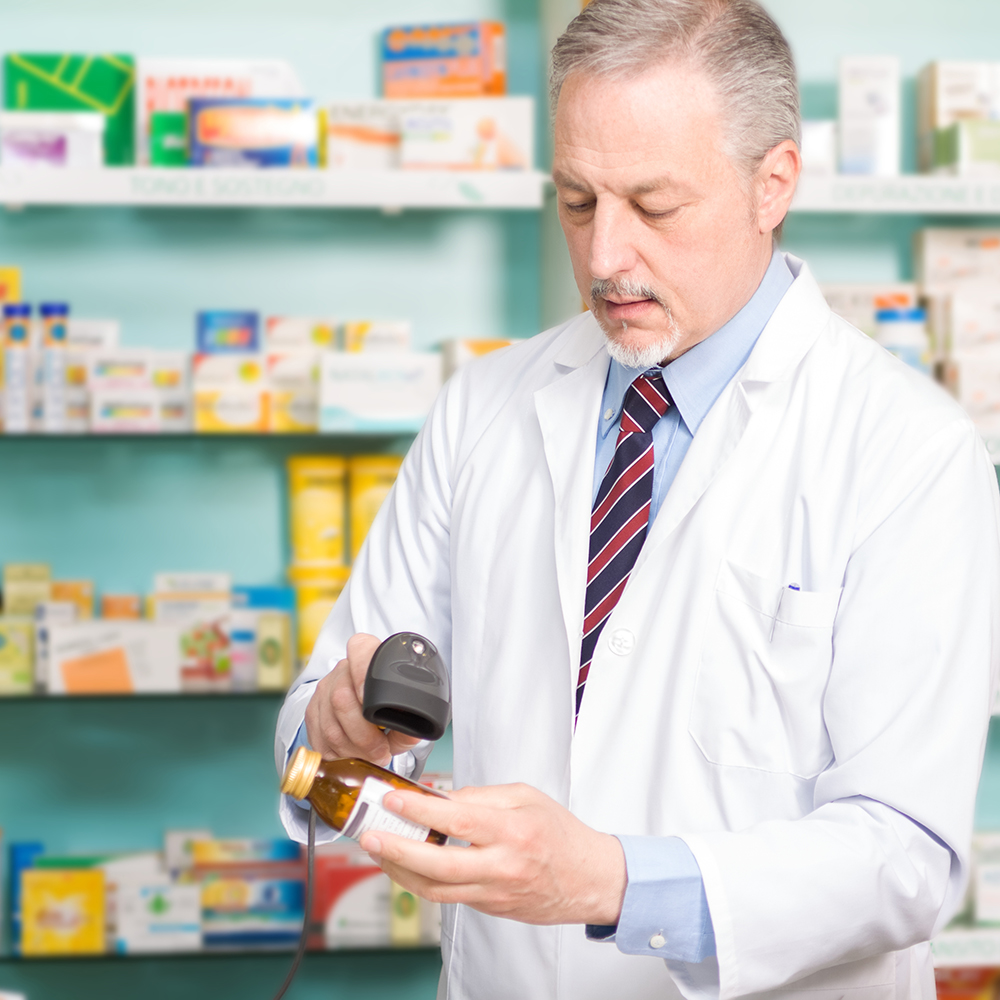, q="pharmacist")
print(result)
[277,1,1000,998]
